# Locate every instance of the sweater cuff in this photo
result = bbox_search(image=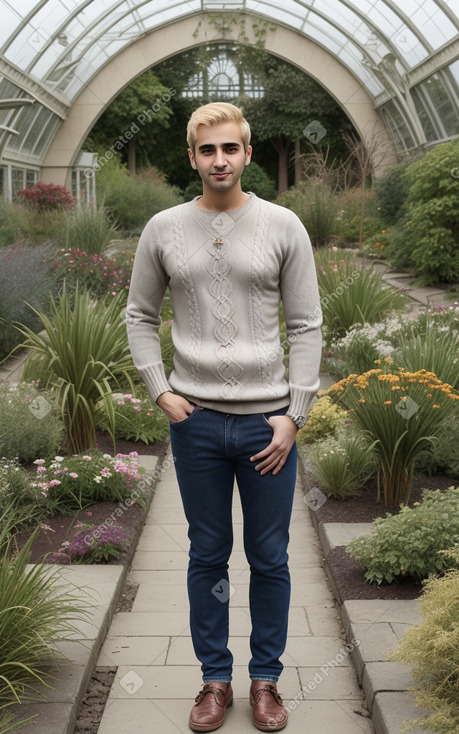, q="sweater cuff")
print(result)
[289,381,320,418]
[137,363,172,403]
